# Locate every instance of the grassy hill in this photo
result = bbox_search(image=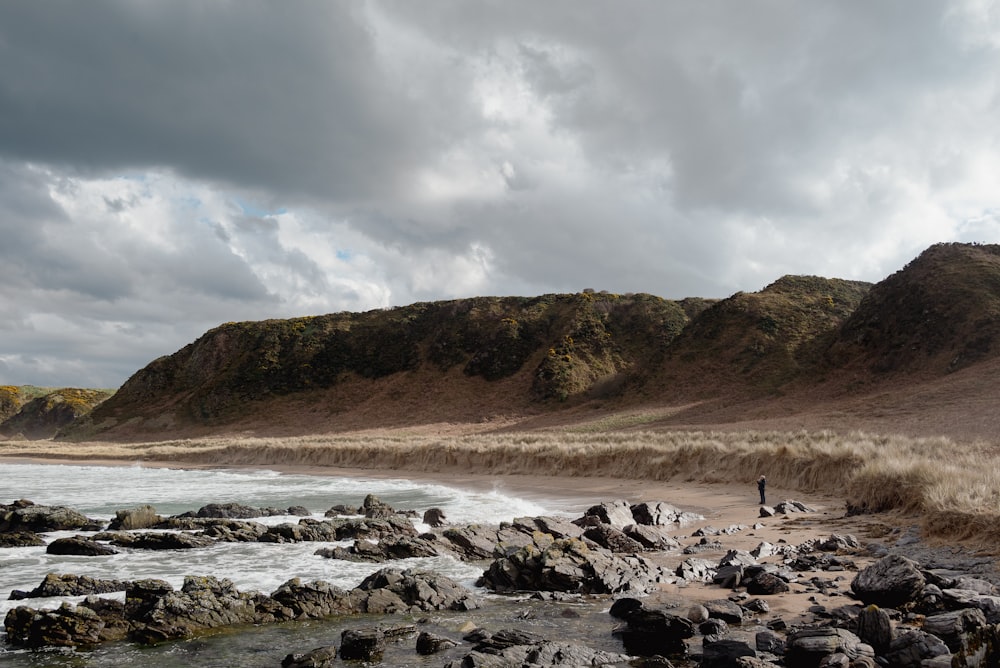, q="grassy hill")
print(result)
[56,242,1000,443]
[0,388,113,440]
